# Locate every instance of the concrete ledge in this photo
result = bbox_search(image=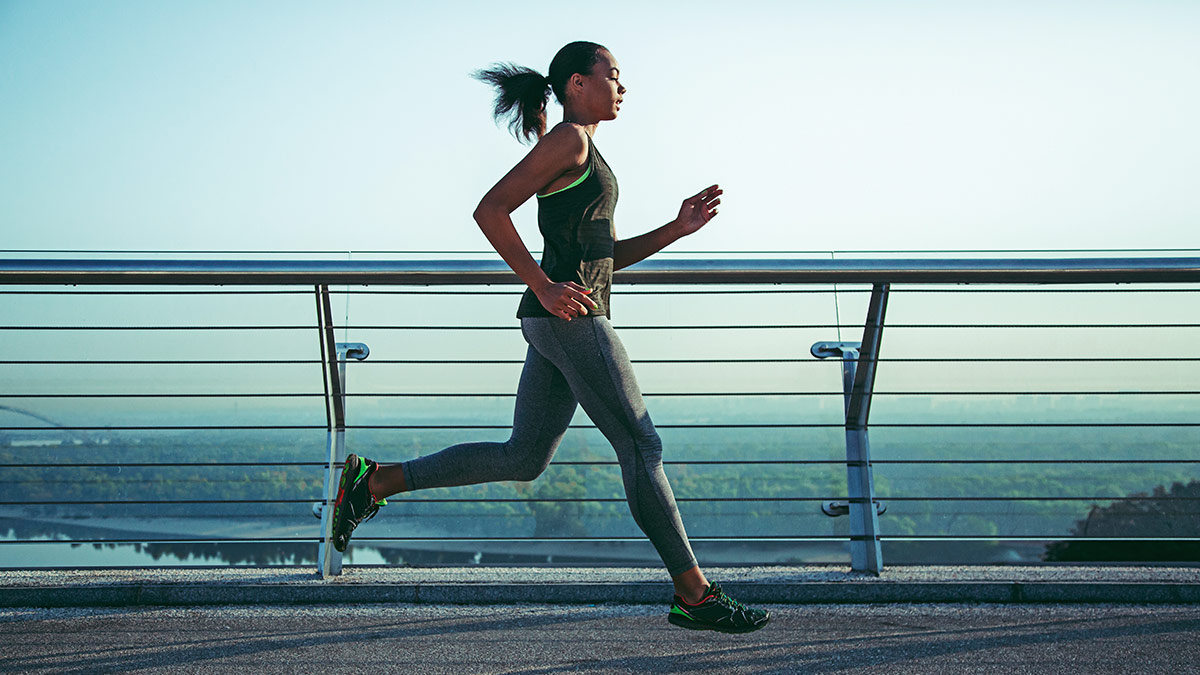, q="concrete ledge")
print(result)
[0,566,1197,607]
